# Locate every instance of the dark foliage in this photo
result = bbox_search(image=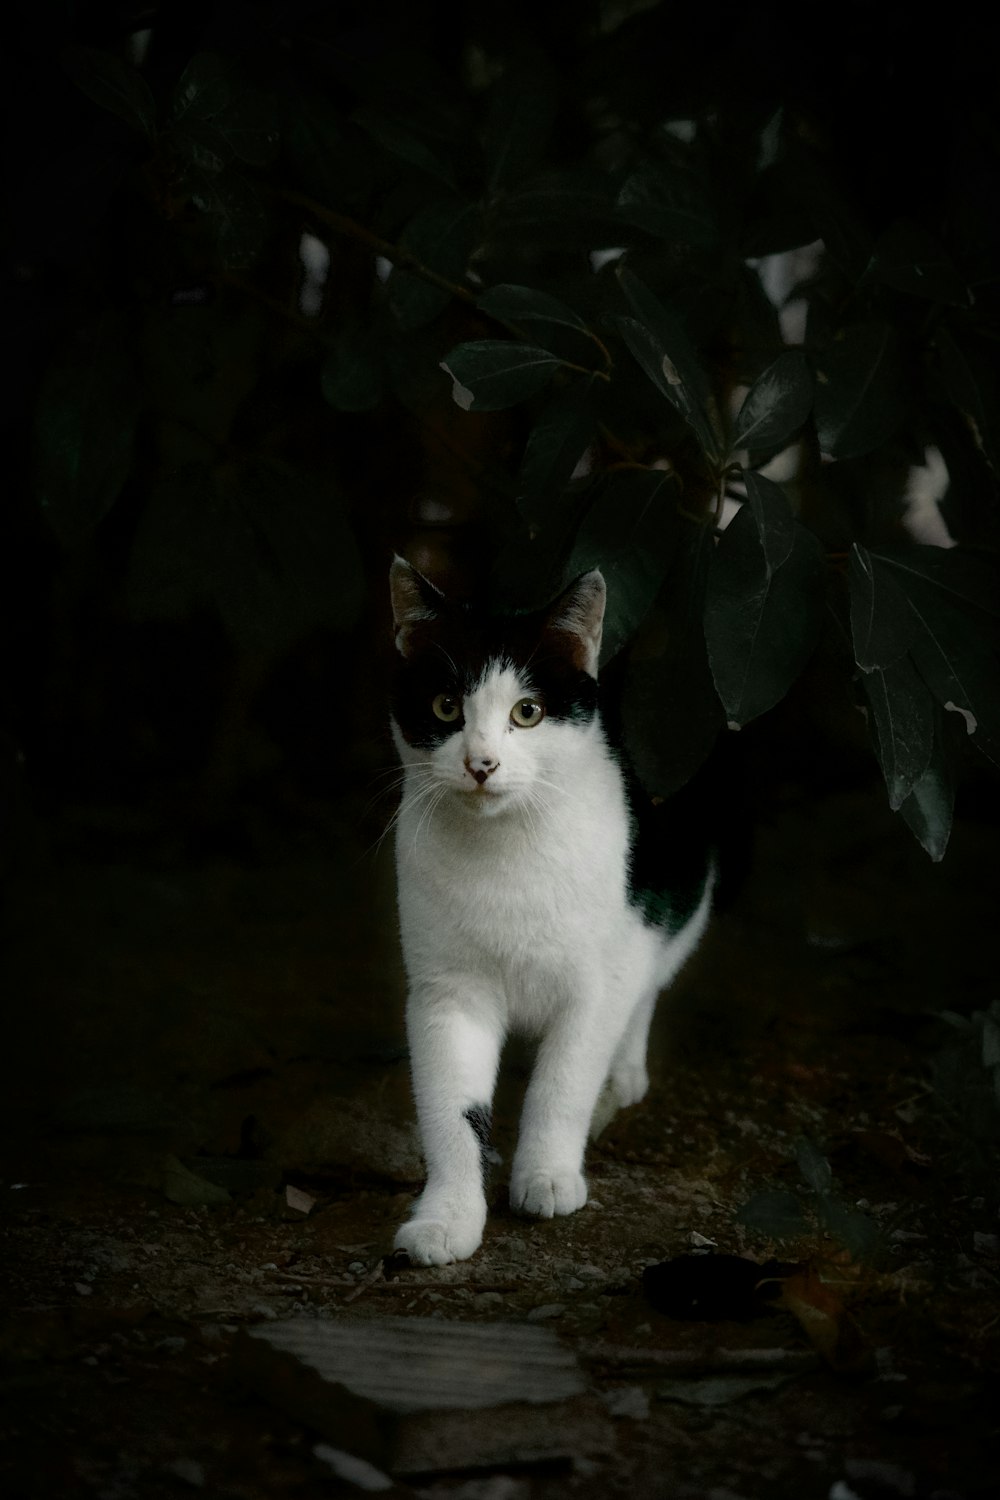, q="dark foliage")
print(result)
[3,0,999,856]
